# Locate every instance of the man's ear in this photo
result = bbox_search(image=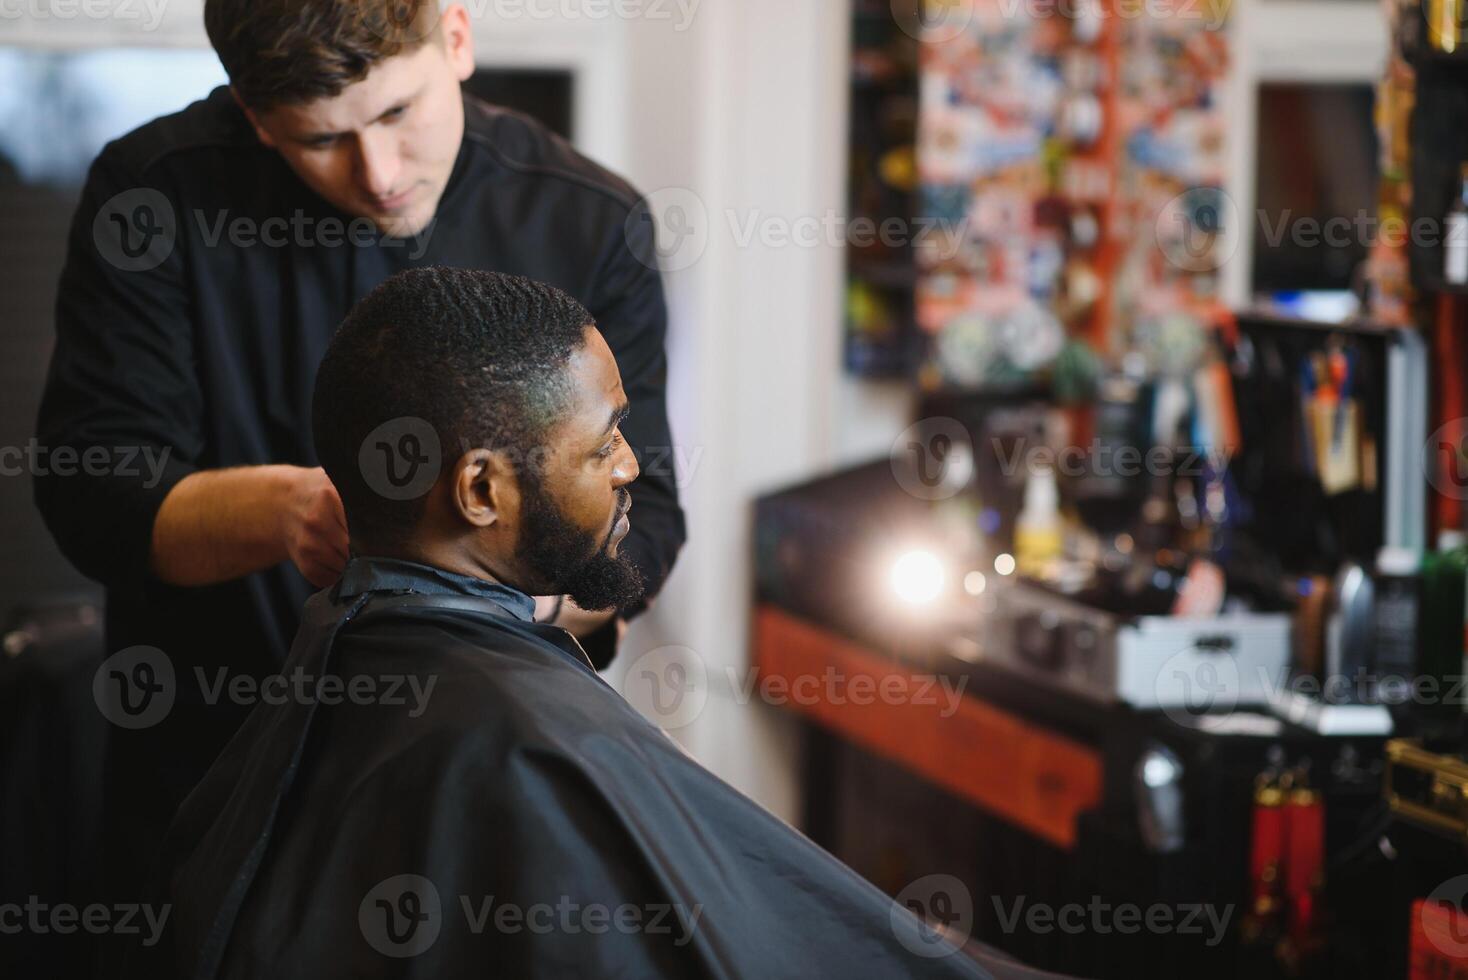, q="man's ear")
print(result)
[231,88,279,149]
[438,3,476,82]
[451,448,514,528]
